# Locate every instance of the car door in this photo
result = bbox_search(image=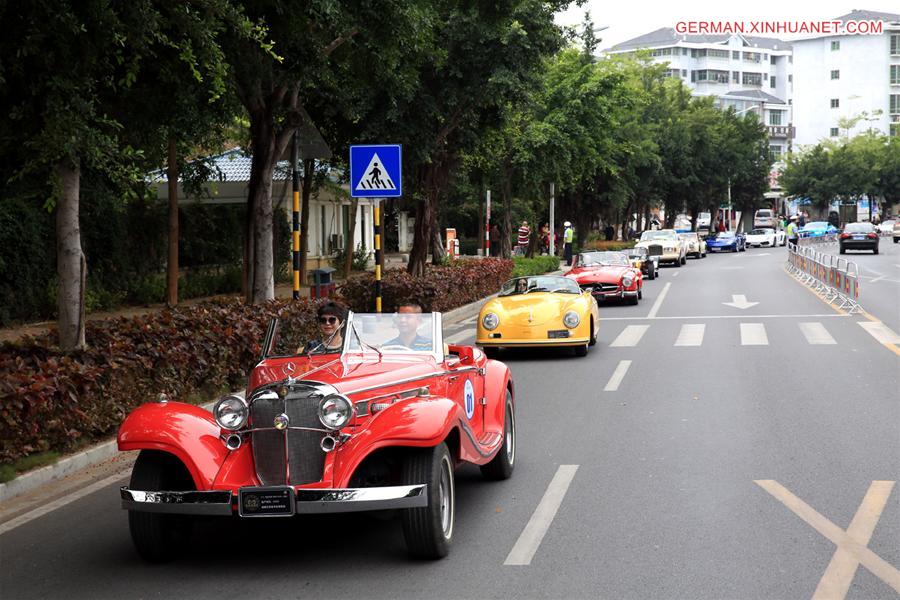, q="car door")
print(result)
[446,348,485,437]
